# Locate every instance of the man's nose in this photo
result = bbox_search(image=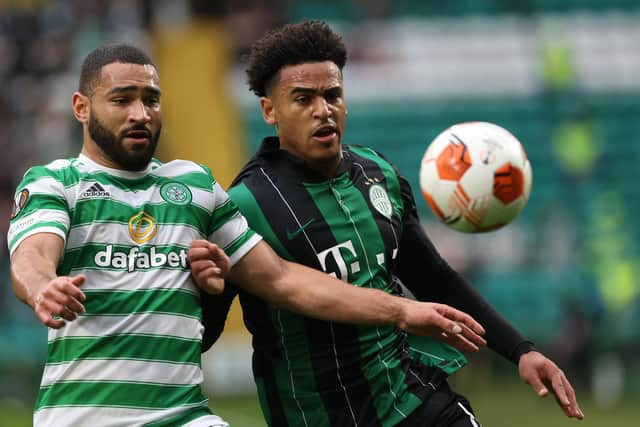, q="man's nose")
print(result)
[129,99,151,122]
[312,98,331,119]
